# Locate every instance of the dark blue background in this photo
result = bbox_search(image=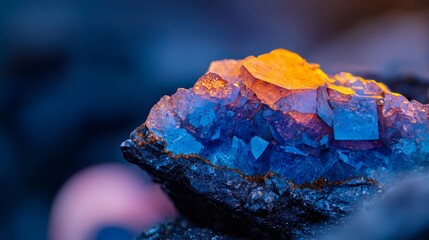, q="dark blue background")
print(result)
[1,1,428,239]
